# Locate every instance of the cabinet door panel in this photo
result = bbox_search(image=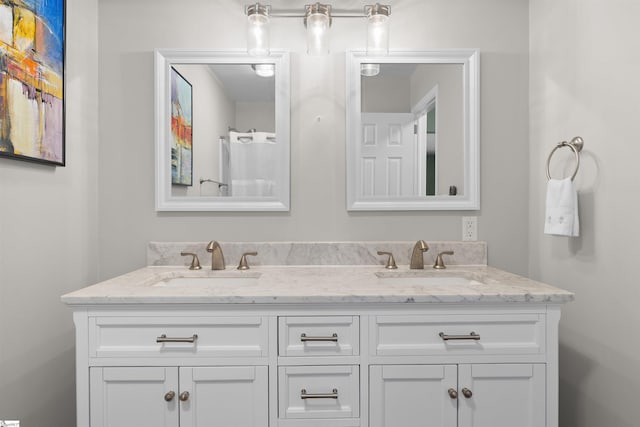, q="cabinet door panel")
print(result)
[370,365,457,427]
[458,364,545,427]
[89,367,178,427]
[179,366,268,427]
